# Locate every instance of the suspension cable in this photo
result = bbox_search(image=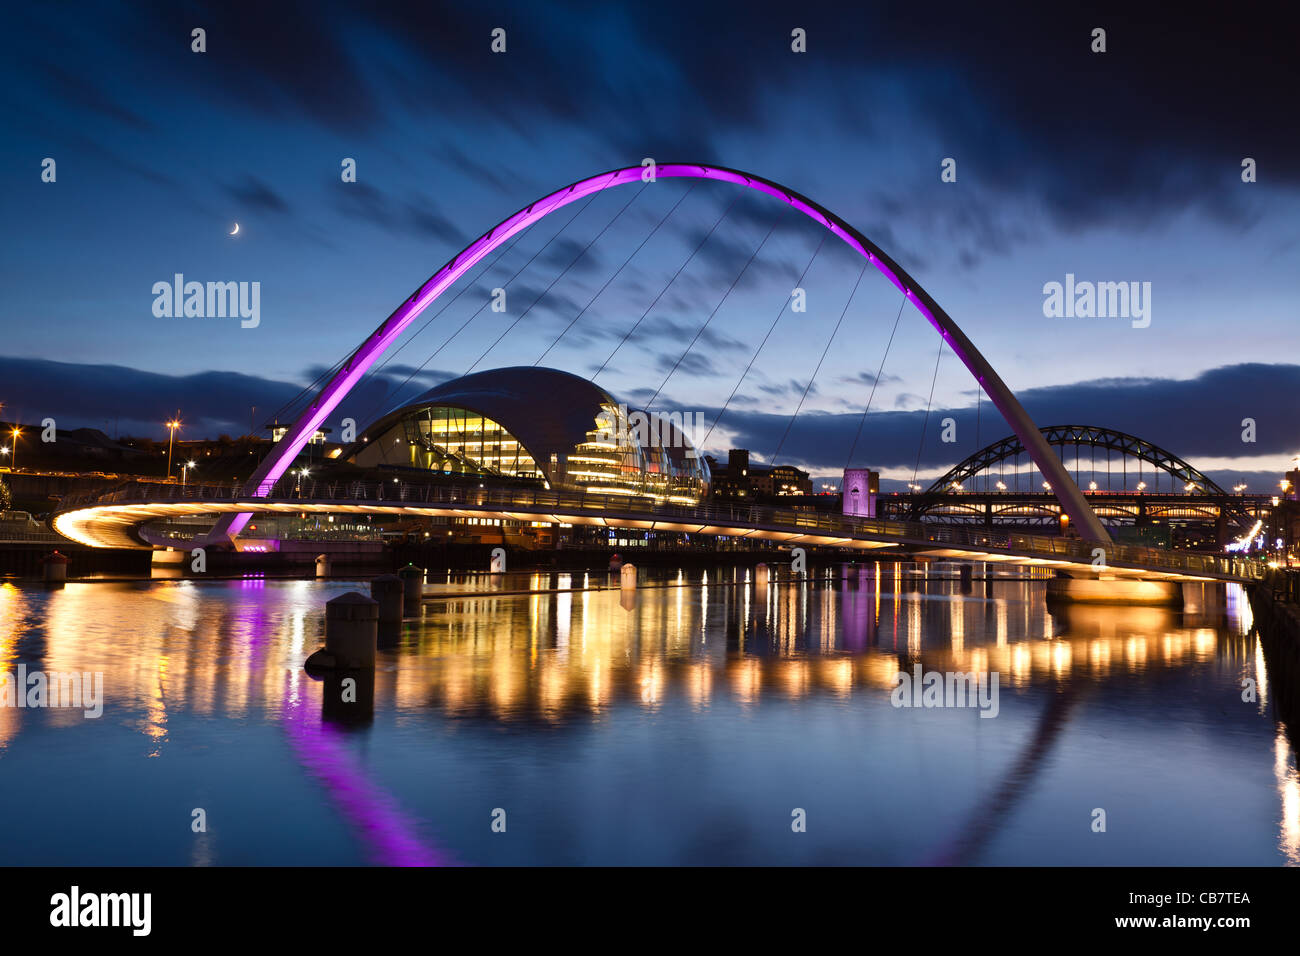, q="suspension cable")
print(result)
[592,193,743,381]
[844,295,907,470]
[267,354,346,429]
[646,217,781,412]
[911,336,945,489]
[535,181,698,366]
[697,229,828,446]
[345,190,602,432]
[465,184,647,376]
[770,259,868,464]
[348,227,531,427]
